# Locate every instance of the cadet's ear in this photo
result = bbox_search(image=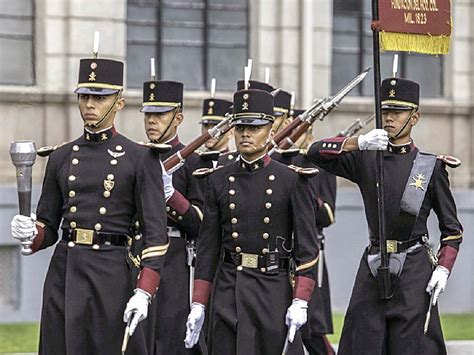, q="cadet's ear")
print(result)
[175,111,184,125]
[411,111,419,126]
[115,98,125,111]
